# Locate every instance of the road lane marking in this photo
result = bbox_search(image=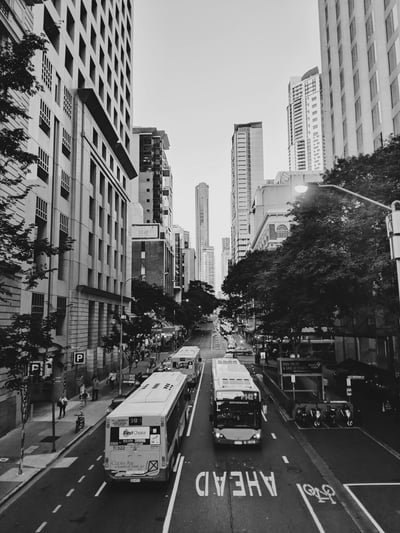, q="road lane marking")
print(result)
[261,410,267,422]
[173,453,181,472]
[88,464,94,470]
[282,456,289,464]
[186,363,204,437]
[78,475,85,483]
[162,455,184,533]
[344,484,385,533]
[359,428,400,461]
[95,481,107,497]
[52,505,61,513]
[35,522,47,532]
[195,471,277,497]
[296,483,325,533]
[271,433,277,439]
[96,455,102,461]
[66,488,74,497]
